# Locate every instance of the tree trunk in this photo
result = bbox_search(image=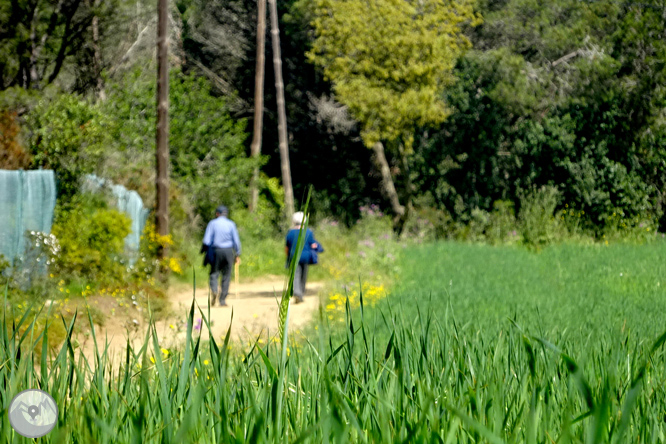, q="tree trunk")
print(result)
[249,0,267,213]
[268,0,295,220]
[29,4,40,87]
[371,141,410,233]
[89,0,105,99]
[155,0,170,280]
